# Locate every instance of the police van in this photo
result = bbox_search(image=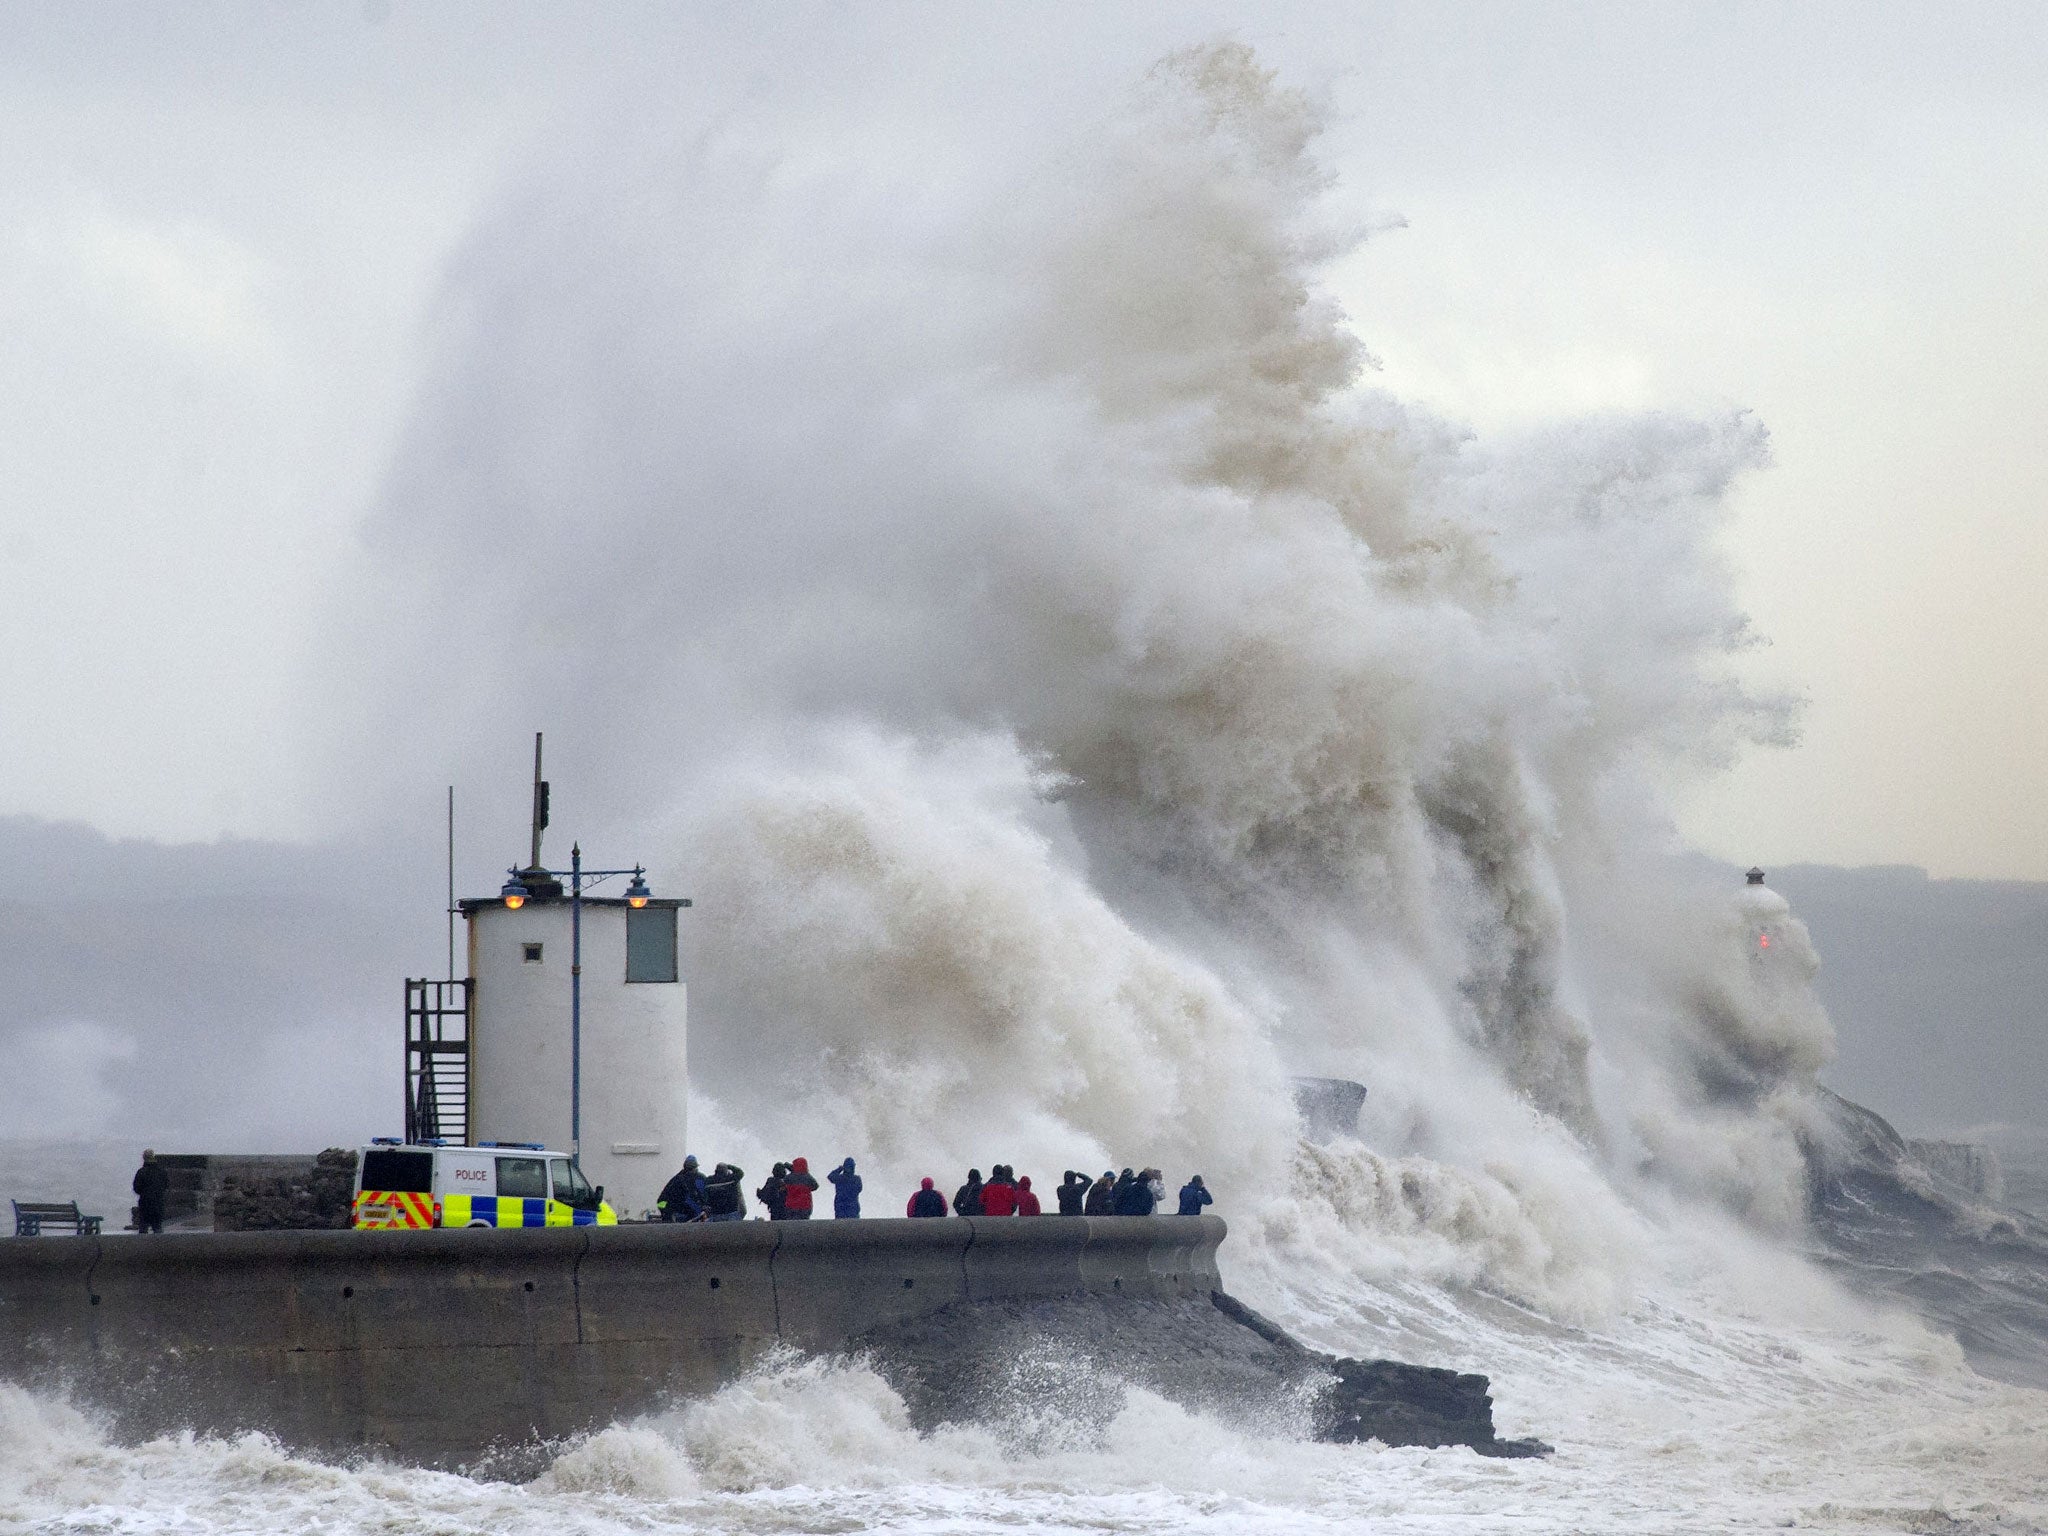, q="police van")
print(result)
[351,1140,619,1229]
